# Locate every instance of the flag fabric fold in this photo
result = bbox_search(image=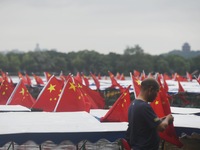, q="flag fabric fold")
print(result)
[18,71,28,85]
[150,77,183,148]
[31,75,64,111]
[54,77,91,112]
[76,78,105,109]
[32,73,44,85]
[130,72,141,98]
[6,79,36,108]
[90,72,100,90]
[108,71,125,92]
[100,85,131,122]
[44,72,52,82]
[0,79,15,105]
